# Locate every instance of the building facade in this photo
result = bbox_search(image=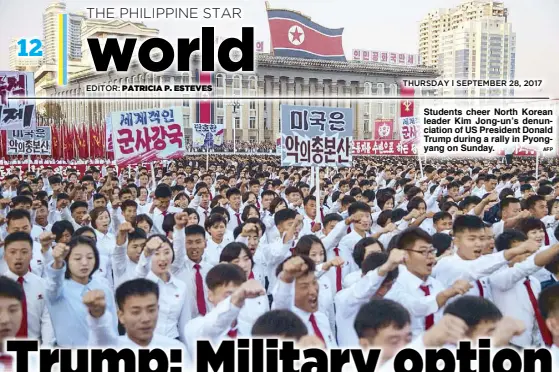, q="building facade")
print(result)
[419,0,508,67]
[42,1,85,65]
[439,16,515,97]
[8,39,41,72]
[37,54,438,142]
